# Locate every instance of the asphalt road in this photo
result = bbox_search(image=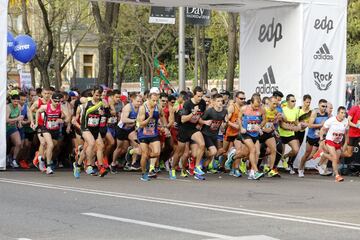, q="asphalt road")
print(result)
[0,170,360,240]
